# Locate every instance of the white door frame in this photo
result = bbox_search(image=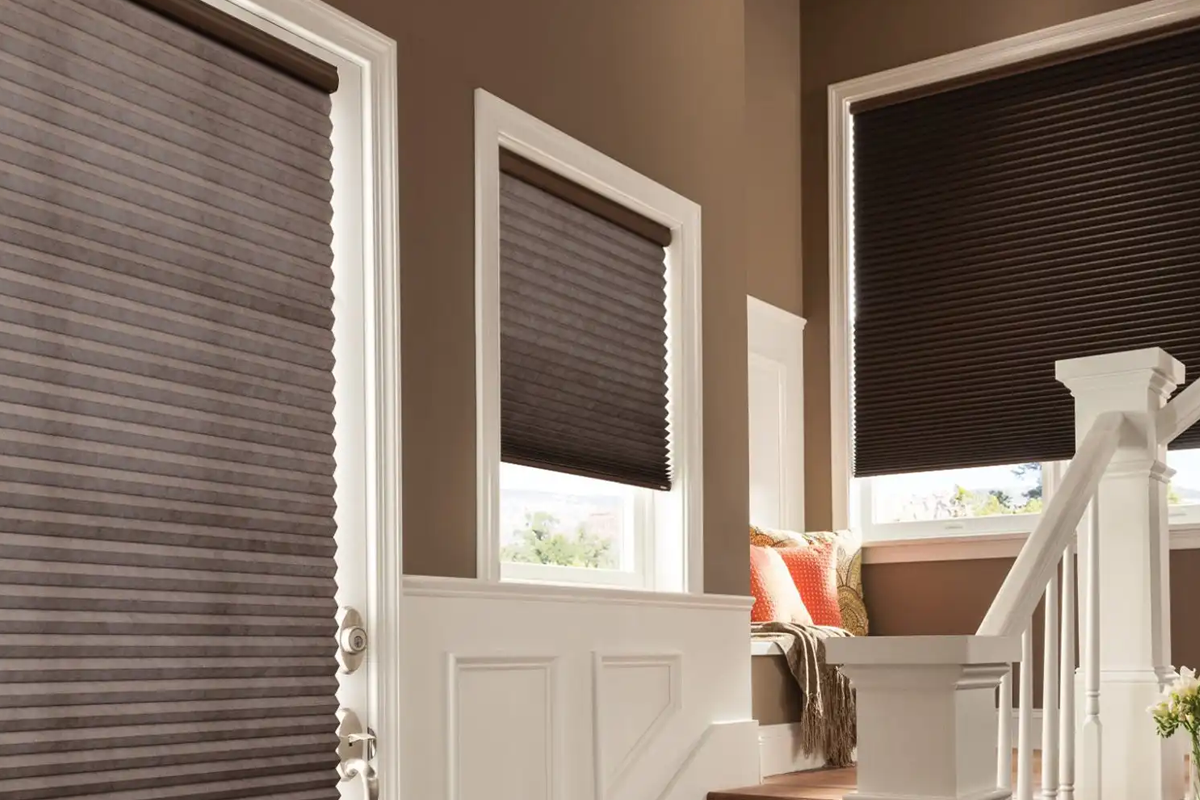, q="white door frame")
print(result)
[194,0,401,796]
